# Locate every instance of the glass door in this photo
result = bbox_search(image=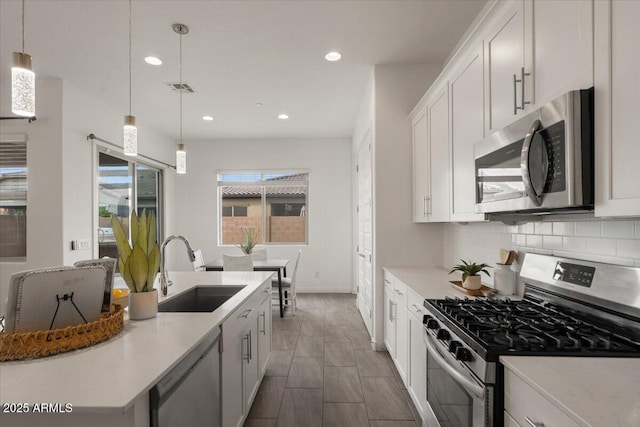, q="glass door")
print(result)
[98,153,132,260]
